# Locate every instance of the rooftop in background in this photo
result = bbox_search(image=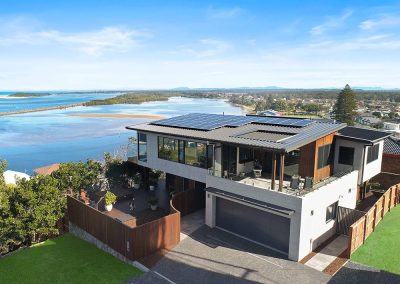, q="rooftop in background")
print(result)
[384,137,400,155]
[127,113,346,152]
[337,126,391,144]
[3,170,30,185]
[33,163,60,176]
